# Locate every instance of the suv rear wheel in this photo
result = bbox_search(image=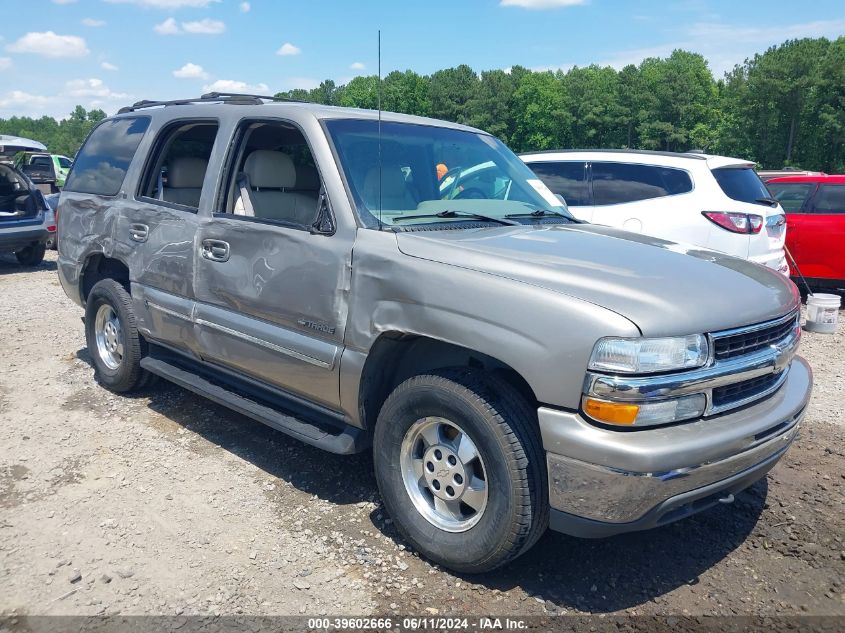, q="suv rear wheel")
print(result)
[85,279,148,393]
[373,368,548,573]
[15,243,46,266]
